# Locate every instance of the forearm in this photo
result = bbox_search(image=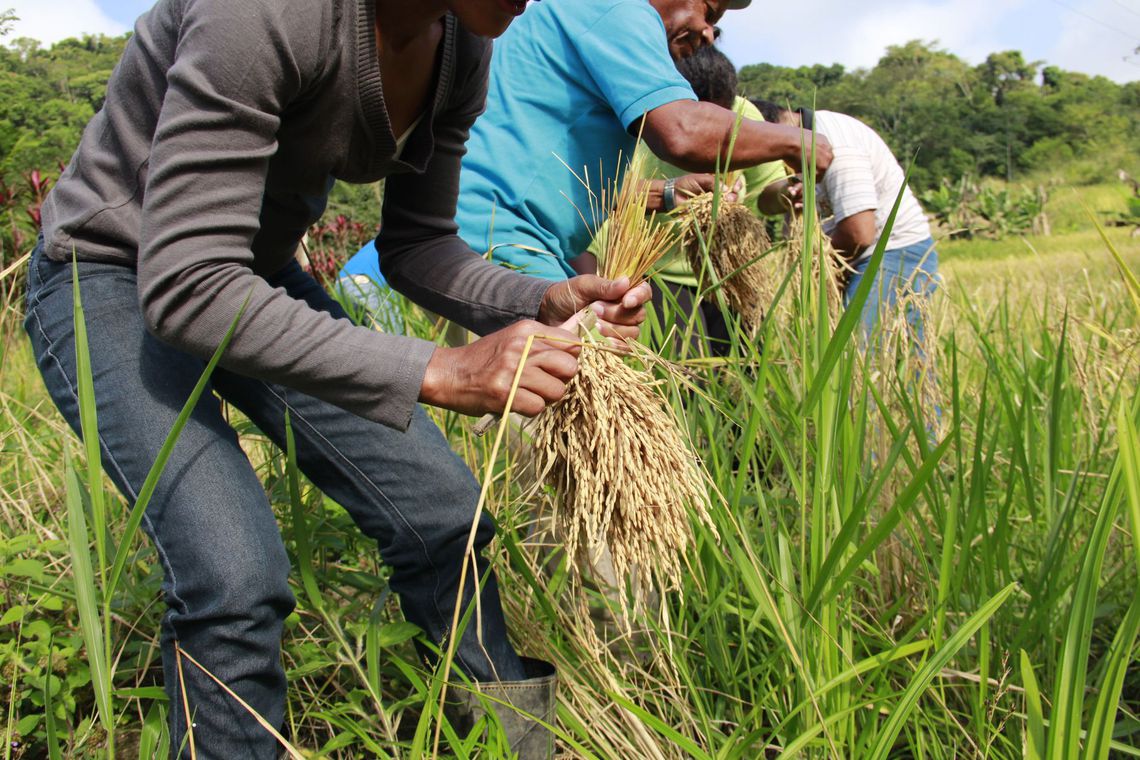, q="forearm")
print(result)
[828,229,866,260]
[642,101,804,173]
[379,234,551,335]
[827,210,878,259]
[140,258,435,430]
